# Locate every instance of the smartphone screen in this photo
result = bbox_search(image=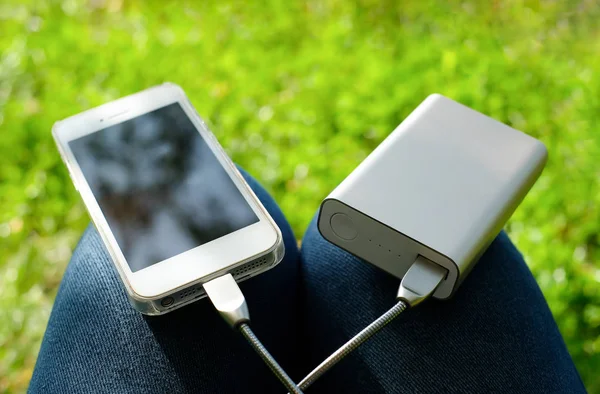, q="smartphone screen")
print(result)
[69,103,259,272]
